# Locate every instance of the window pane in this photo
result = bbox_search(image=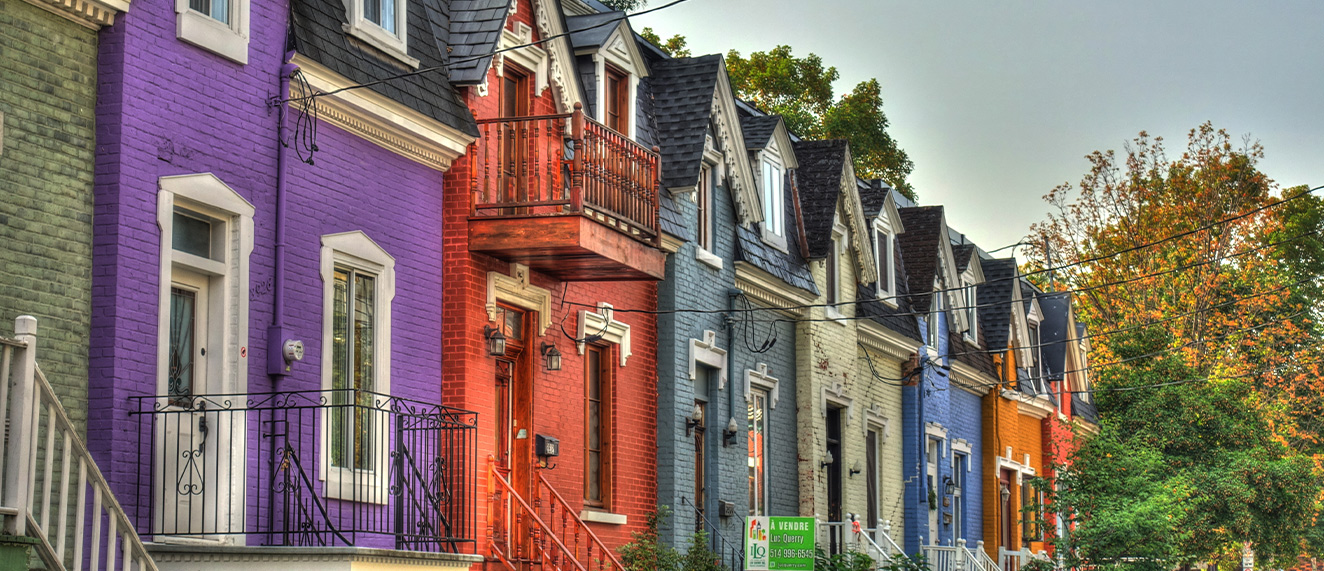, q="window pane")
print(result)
[210,0,228,23]
[748,390,767,516]
[172,211,212,258]
[168,288,196,401]
[354,273,375,393]
[379,0,394,33]
[331,269,350,468]
[330,268,377,471]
